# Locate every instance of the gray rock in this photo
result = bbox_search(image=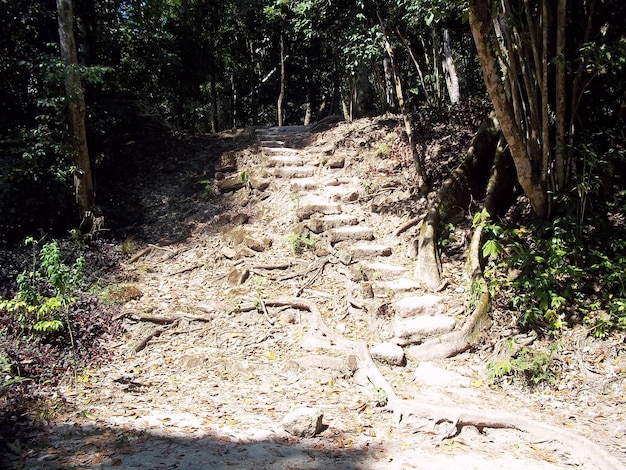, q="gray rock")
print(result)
[370,343,405,366]
[282,407,324,437]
